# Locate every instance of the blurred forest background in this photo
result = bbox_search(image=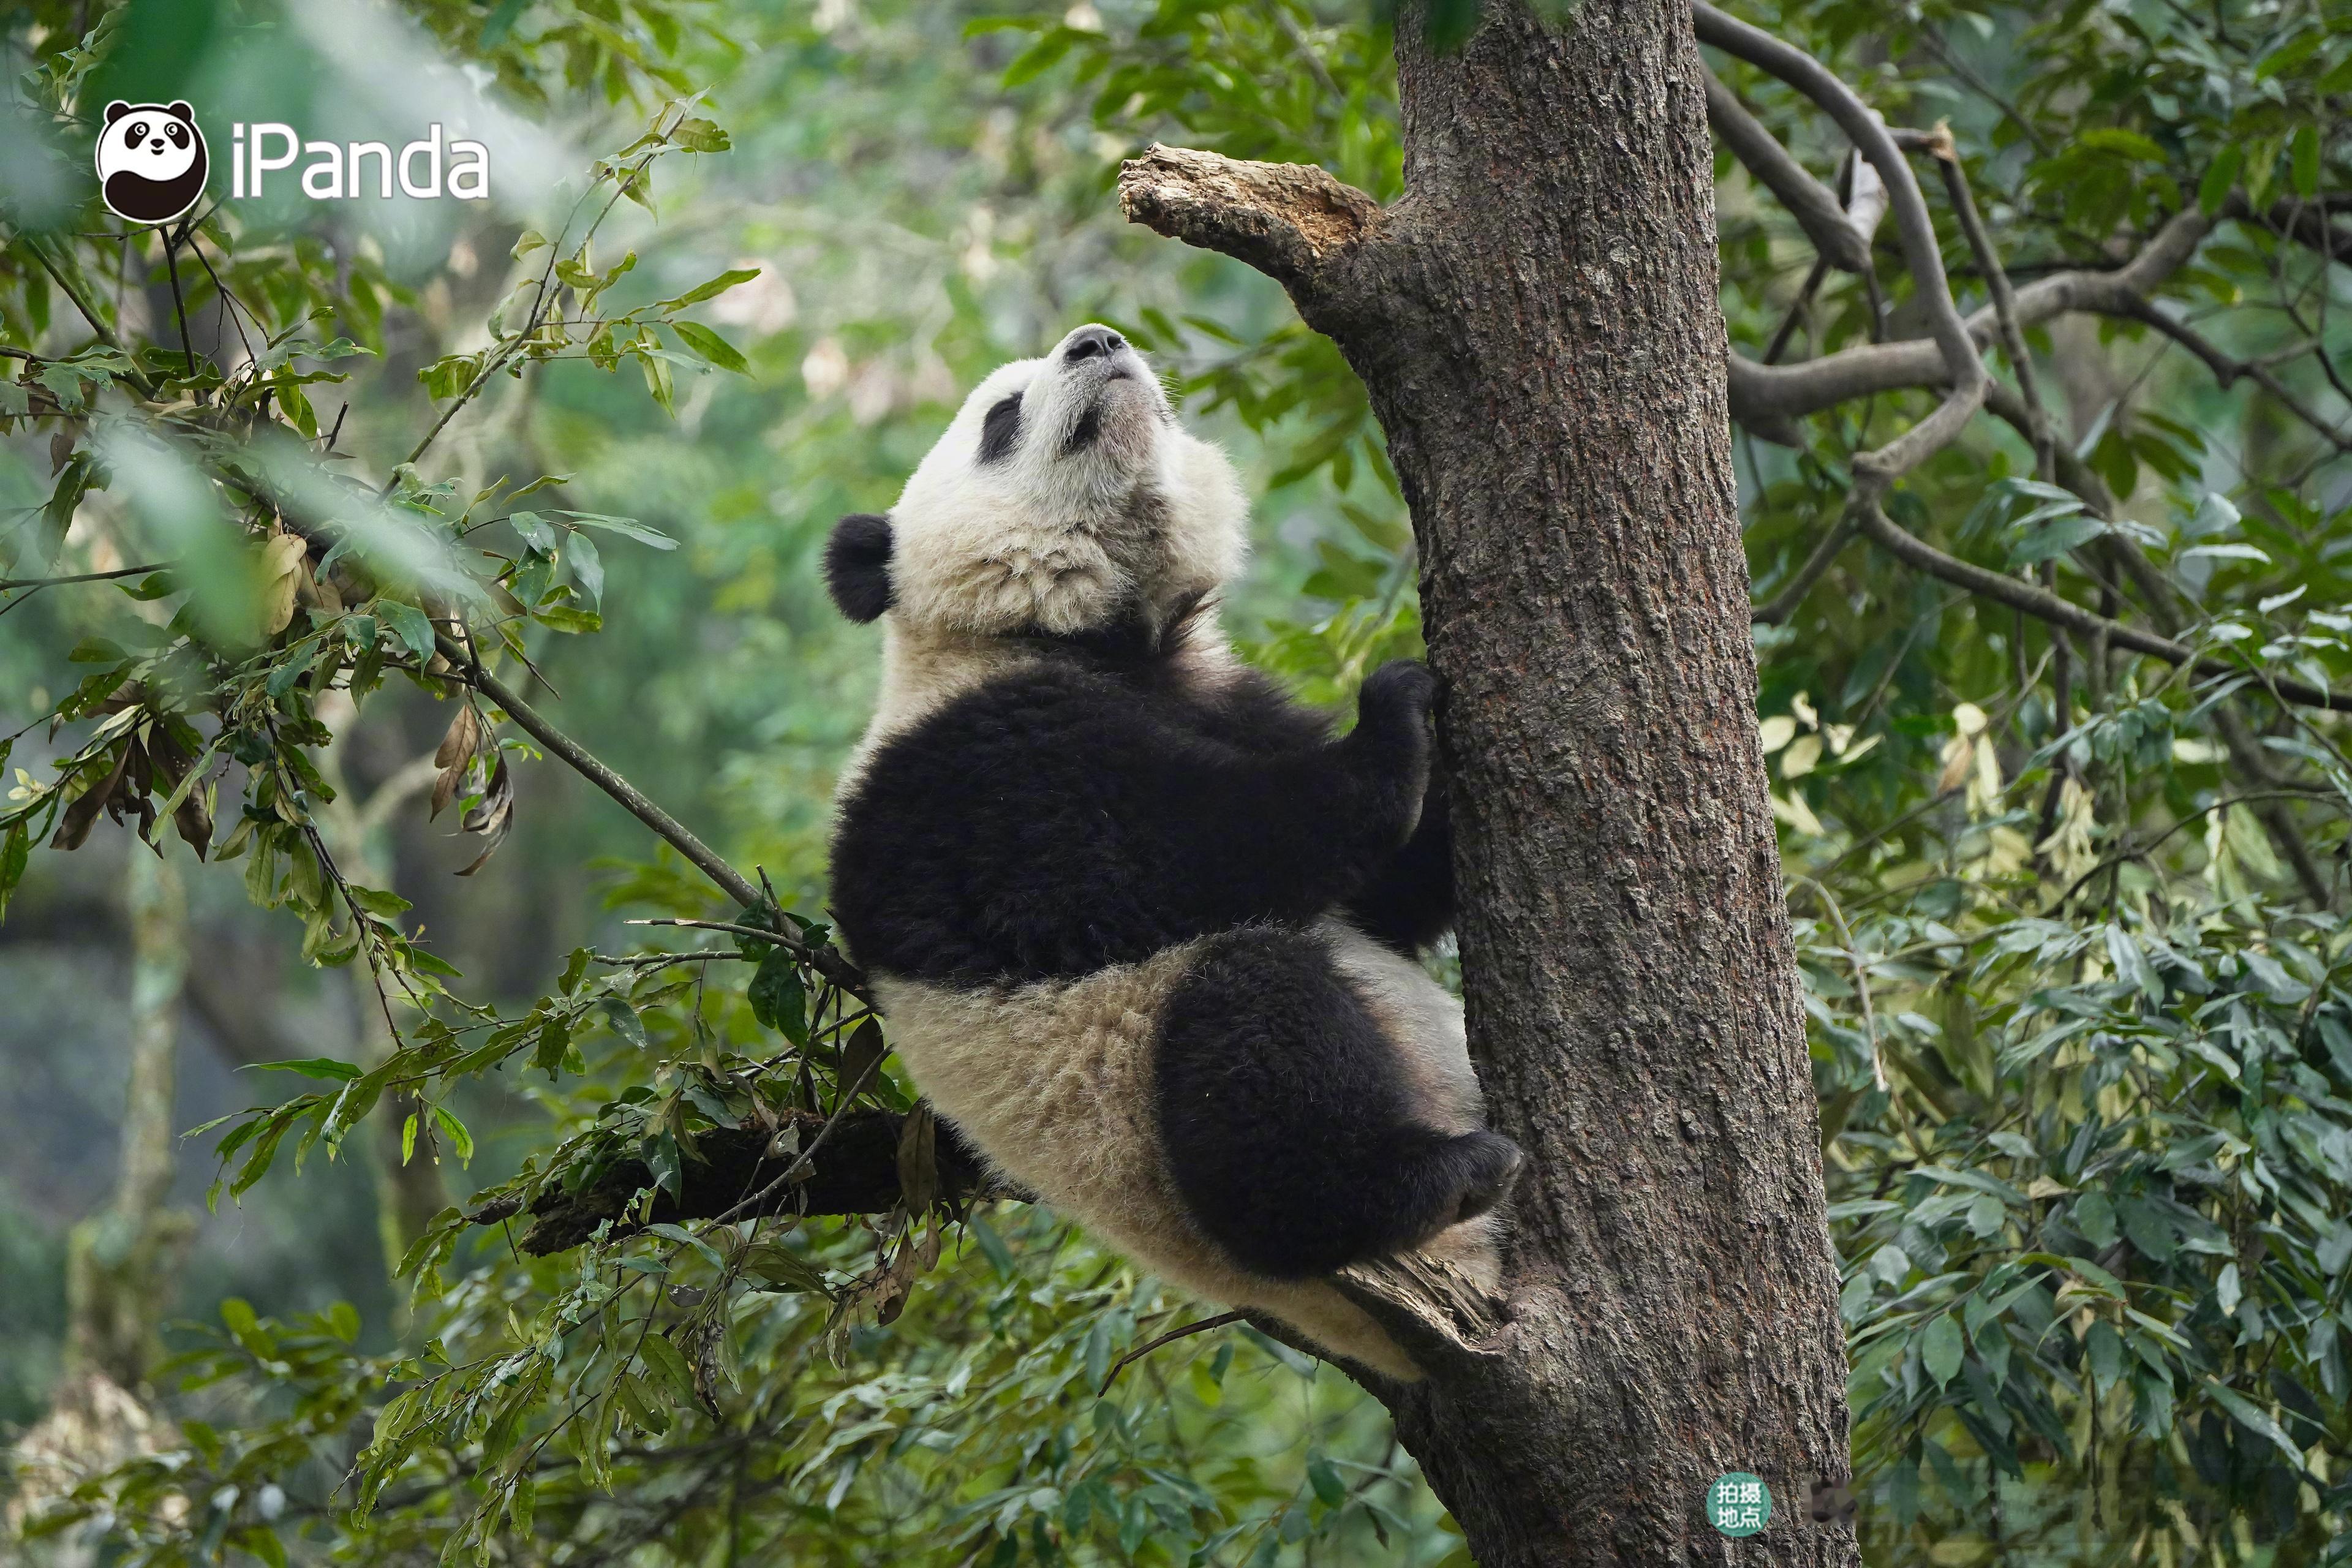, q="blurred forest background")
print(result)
[1,0,2350,1563]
